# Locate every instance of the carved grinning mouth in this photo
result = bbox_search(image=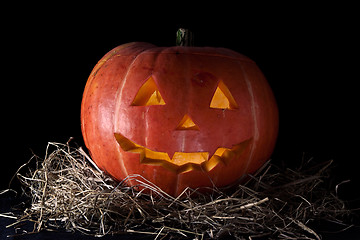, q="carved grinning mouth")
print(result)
[114,133,252,174]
